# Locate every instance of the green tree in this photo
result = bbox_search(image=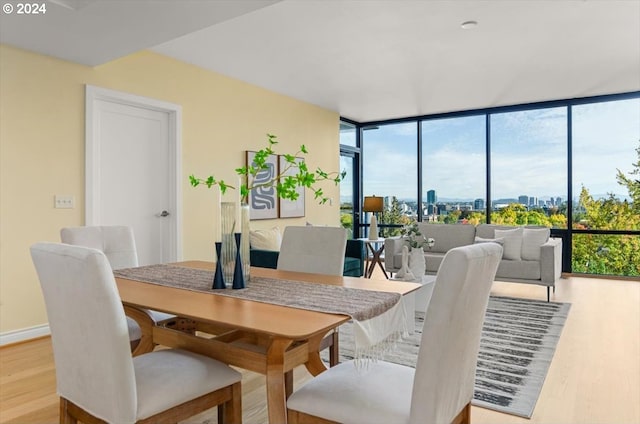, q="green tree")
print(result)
[616,143,640,214]
[491,203,522,225]
[465,212,486,225]
[443,210,461,224]
[340,211,352,229]
[548,213,567,228]
[572,141,640,276]
[382,196,410,236]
